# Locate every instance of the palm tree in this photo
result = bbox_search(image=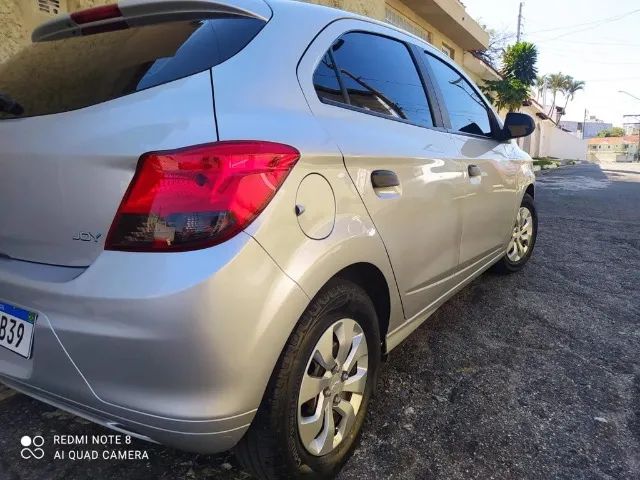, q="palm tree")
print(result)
[559,78,585,122]
[546,73,568,117]
[535,75,547,102]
